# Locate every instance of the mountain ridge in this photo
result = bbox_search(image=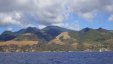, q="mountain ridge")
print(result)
[0,26,113,41]
[0,26,113,51]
